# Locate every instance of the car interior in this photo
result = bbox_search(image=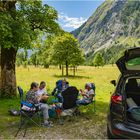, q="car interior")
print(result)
[125,78,140,106]
[125,78,140,122]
